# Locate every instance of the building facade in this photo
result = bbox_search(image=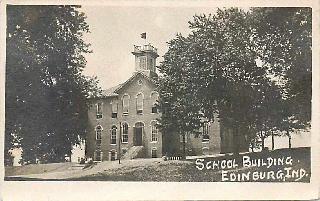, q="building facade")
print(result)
[86,44,162,161]
[86,43,247,161]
